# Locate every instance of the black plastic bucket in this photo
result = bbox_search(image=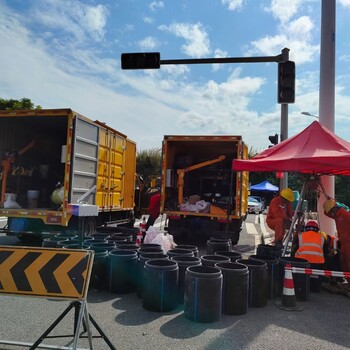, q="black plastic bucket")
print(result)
[237,259,268,308]
[215,262,249,315]
[62,243,90,249]
[215,251,242,262]
[90,242,116,251]
[109,250,138,293]
[167,248,194,258]
[138,246,163,255]
[120,227,139,242]
[137,253,169,298]
[84,238,108,246]
[201,255,230,267]
[249,254,279,299]
[106,236,128,245]
[91,233,110,240]
[42,236,66,248]
[89,247,109,291]
[207,239,232,255]
[184,265,222,323]
[171,256,201,304]
[279,257,310,301]
[175,245,199,257]
[143,259,179,312]
[309,263,324,293]
[115,243,140,252]
[256,244,282,259]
